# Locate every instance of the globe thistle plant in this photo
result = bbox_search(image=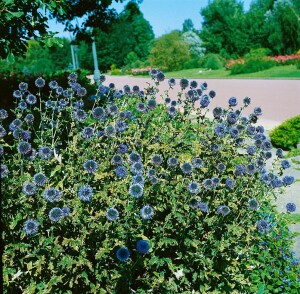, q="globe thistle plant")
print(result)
[23,219,39,235]
[106,208,119,221]
[136,240,150,254]
[116,247,130,262]
[78,186,93,202]
[140,205,154,219]
[49,207,64,222]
